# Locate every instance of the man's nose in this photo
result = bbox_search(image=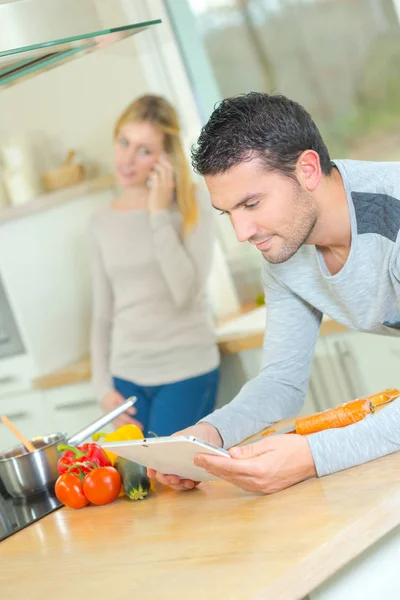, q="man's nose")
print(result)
[231,213,258,243]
